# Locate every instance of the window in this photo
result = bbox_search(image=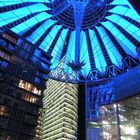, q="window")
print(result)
[0,50,11,61]
[40,62,49,69]
[11,55,26,66]
[24,93,38,104]
[18,80,41,95]
[0,39,7,46]
[8,44,14,50]
[3,33,17,44]
[34,77,41,84]
[18,50,29,60]
[0,105,8,116]
[0,60,9,68]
